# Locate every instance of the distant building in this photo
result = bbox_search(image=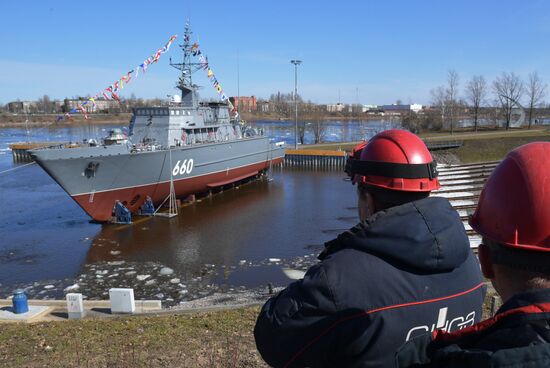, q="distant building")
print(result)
[410,104,423,113]
[326,103,346,113]
[380,104,423,114]
[229,96,257,112]
[6,101,38,114]
[257,100,270,113]
[52,100,64,113]
[63,98,121,113]
[362,104,379,112]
